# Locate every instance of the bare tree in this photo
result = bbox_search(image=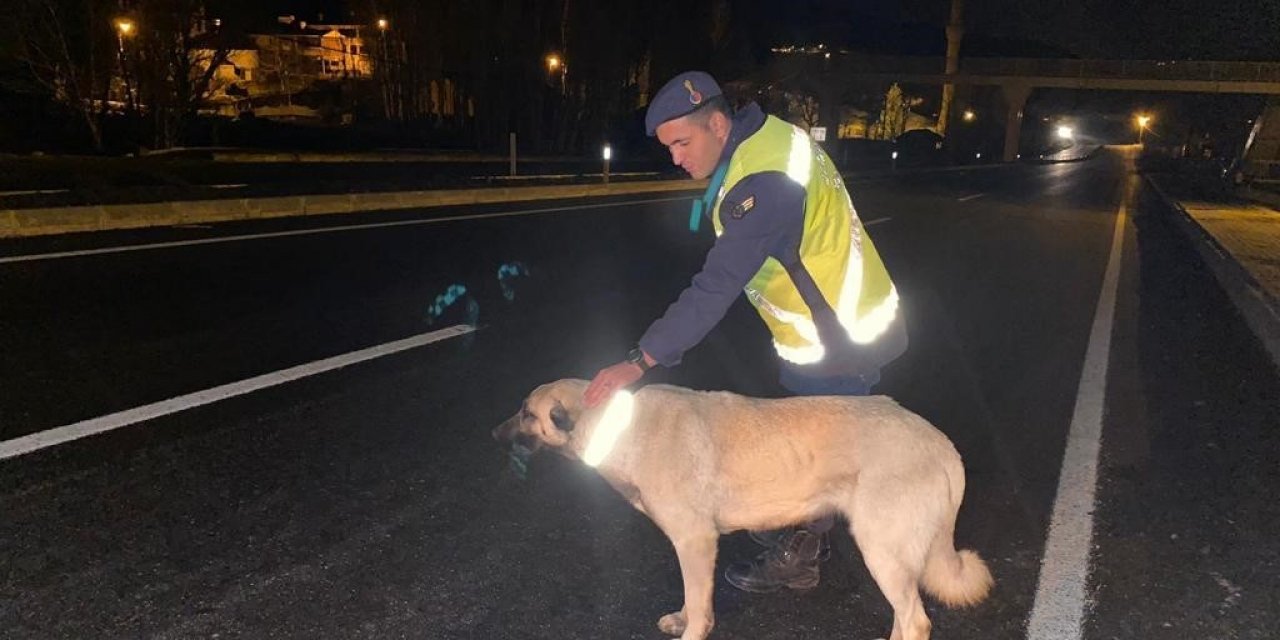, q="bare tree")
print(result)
[787,93,821,129]
[359,0,720,153]
[253,35,316,107]
[124,0,237,148]
[6,0,114,151]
